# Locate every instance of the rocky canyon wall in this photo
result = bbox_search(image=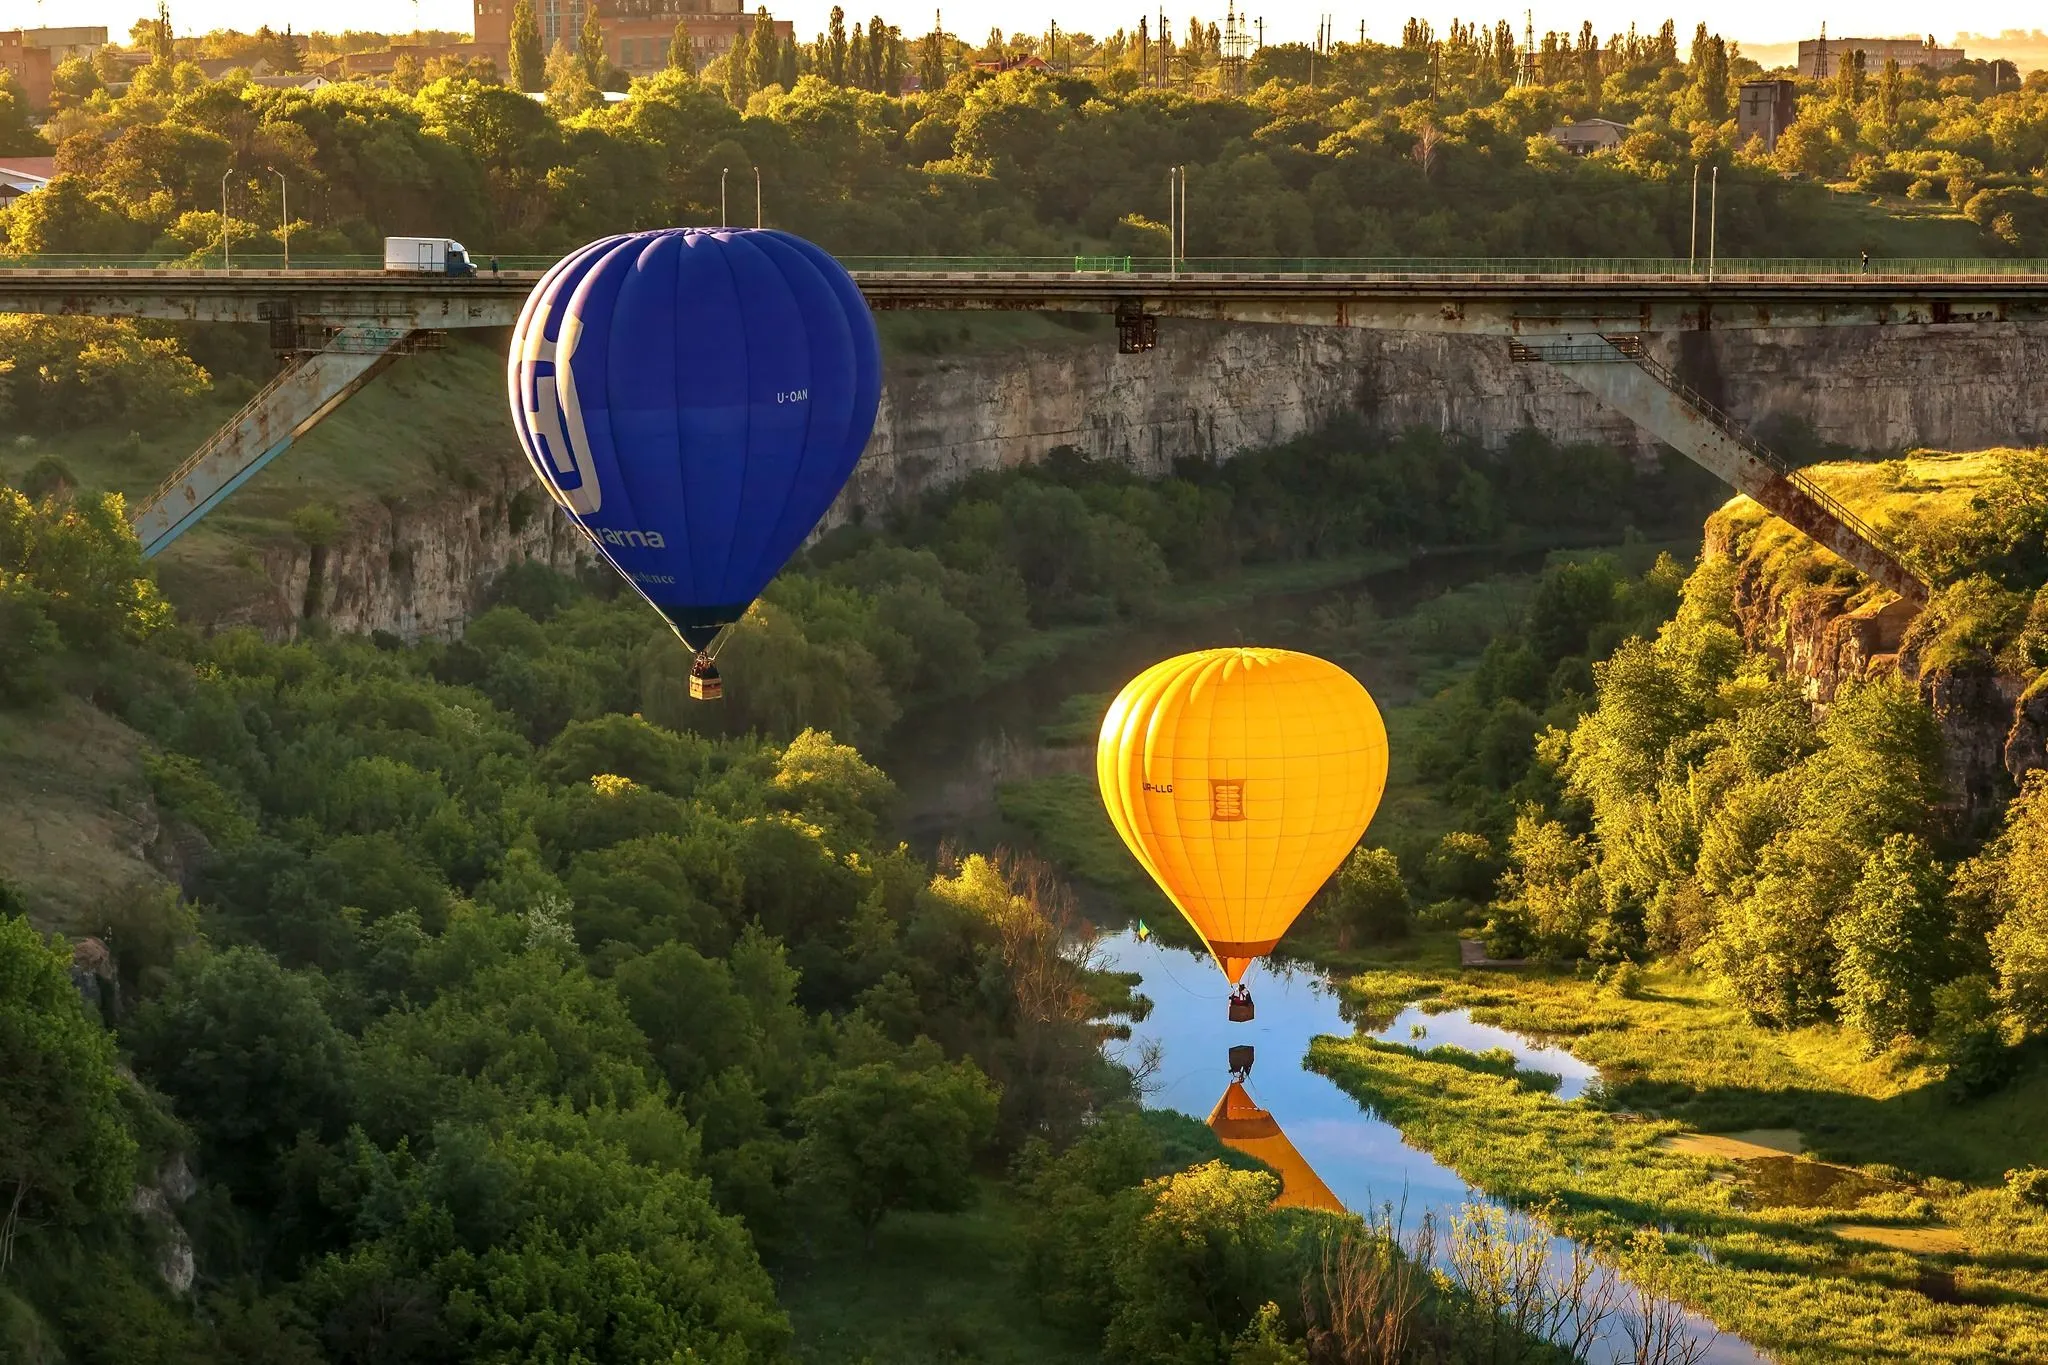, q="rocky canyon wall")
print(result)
[239,318,2048,641]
